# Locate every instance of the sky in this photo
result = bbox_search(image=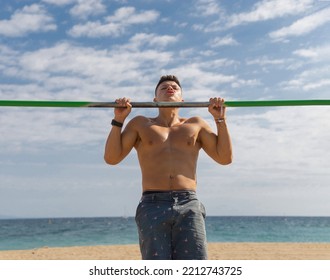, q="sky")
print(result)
[0,0,330,218]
